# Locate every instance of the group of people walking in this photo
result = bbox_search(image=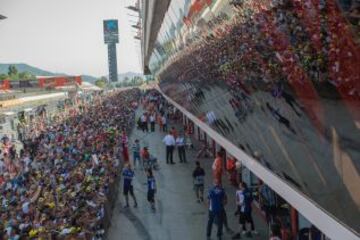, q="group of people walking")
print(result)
[139,111,167,133]
[205,176,259,240]
[122,163,157,211]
